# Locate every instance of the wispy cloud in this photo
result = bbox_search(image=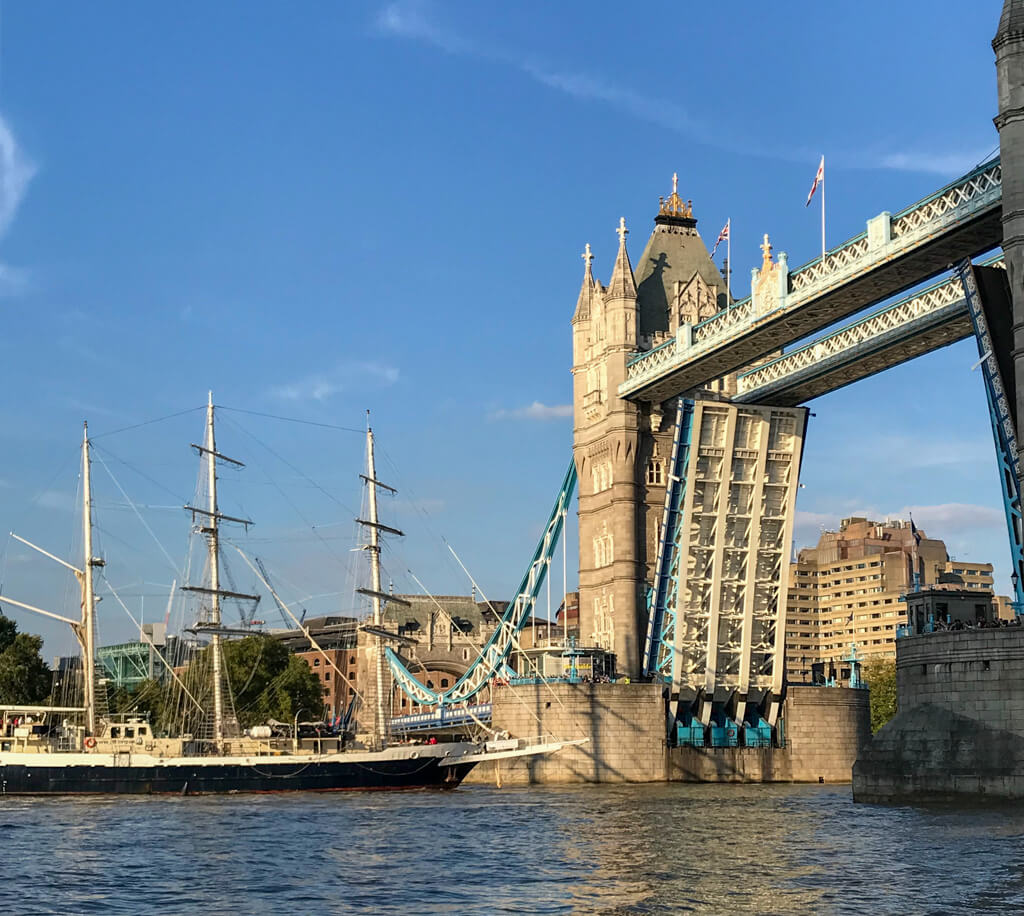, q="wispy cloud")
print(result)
[271,361,400,402]
[794,502,1002,551]
[491,401,572,421]
[376,1,715,145]
[875,149,997,177]
[375,1,986,178]
[0,113,35,294]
